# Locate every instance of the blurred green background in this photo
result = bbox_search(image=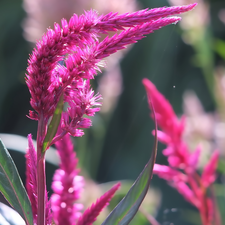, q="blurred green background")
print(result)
[1,0,225,224]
